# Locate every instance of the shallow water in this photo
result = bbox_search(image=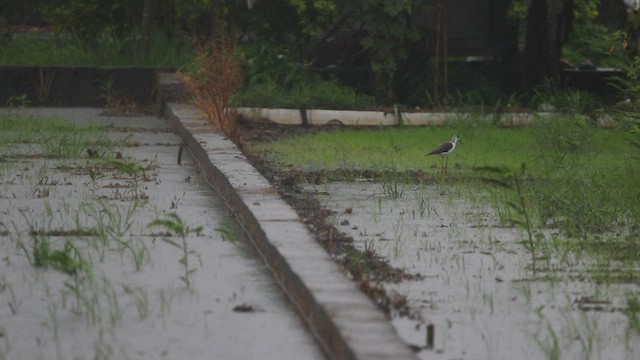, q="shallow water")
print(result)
[0,109,324,360]
[306,181,640,360]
